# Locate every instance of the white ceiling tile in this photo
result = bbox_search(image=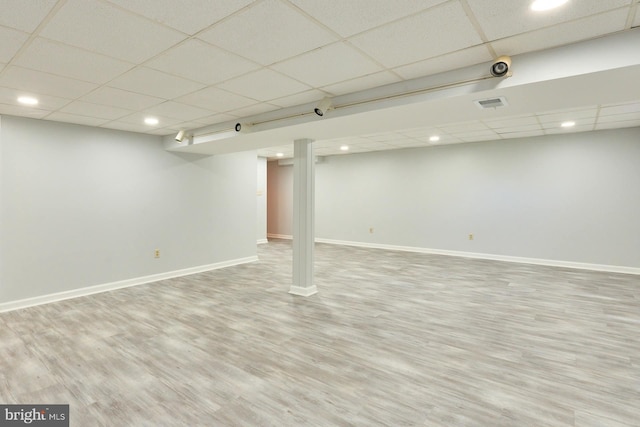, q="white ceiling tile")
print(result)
[144,101,214,121]
[174,87,256,112]
[416,135,462,144]
[14,38,133,84]
[106,0,253,35]
[0,26,29,63]
[466,0,630,41]
[0,103,50,118]
[0,87,70,110]
[322,71,401,96]
[0,0,57,32]
[400,128,441,138]
[349,2,483,68]
[542,118,596,129]
[45,112,110,127]
[489,9,628,57]
[80,87,164,110]
[597,111,640,123]
[483,115,538,128]
[537,109,598,123]
[269,89,329,108]
[459,134,499,142]
[146,39,259,85]
[599,101,640,116]
[40,0,186,63]
[159,119,212,132]
[198,0,337,65]
[227,103,281,119]
[453,130,499,139]
[271,42,382,88]
[498,130,545,139]
[393,45,493,80]
[60,101,133,120]
[116,112,182,128]
[0,66,97,98]
[100,121,157,134]
[218,68,311,102]
[290,0,445,37]
[439,121,489,133]
[595,120,640,130]
[493,124,542,133]
[109,67,205,99]
[545,125,594,134]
